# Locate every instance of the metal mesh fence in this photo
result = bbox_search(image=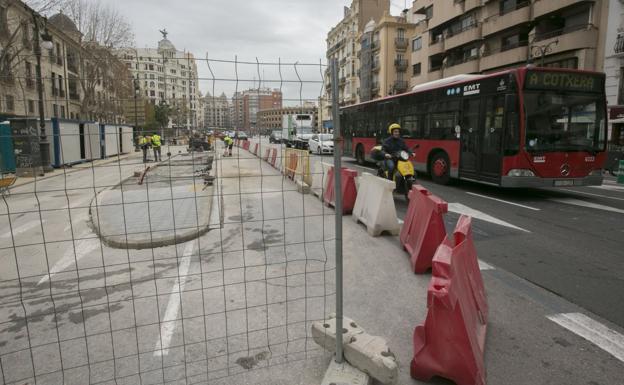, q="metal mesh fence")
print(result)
[0,56,336,384]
